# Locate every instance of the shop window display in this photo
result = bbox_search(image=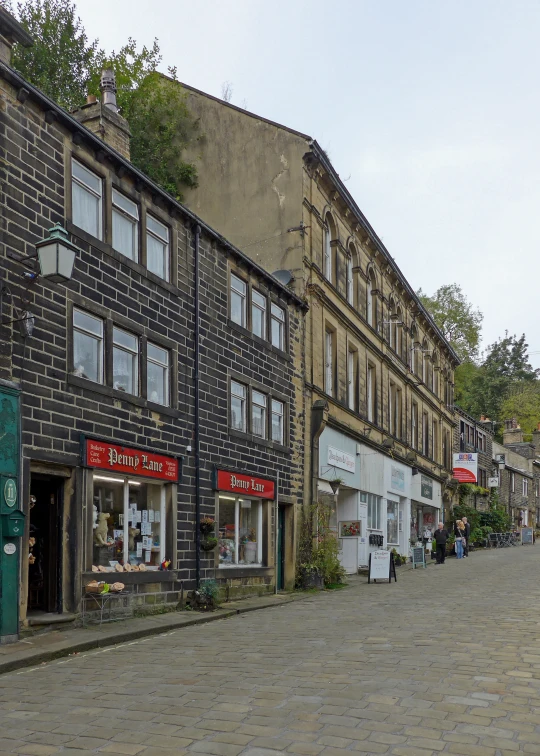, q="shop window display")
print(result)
[218,496,263,566]
[93,475,165,569]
